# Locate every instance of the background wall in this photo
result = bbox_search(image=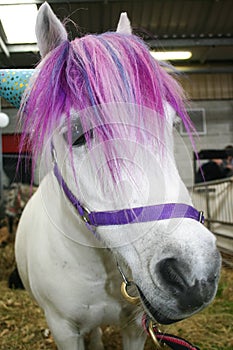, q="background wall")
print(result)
[174,99,233,187]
